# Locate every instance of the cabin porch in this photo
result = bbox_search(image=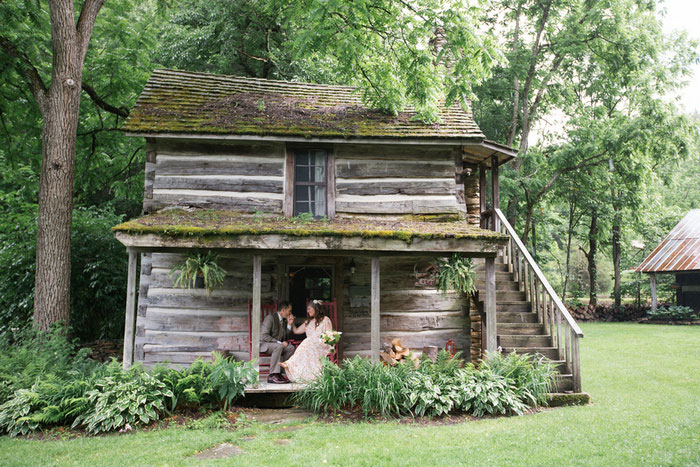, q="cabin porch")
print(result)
[113,212,509,373]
